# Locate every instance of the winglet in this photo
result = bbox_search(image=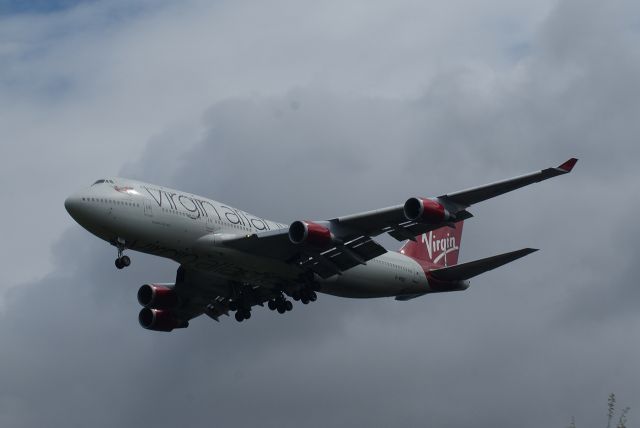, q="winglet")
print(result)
[557,158,578,173]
